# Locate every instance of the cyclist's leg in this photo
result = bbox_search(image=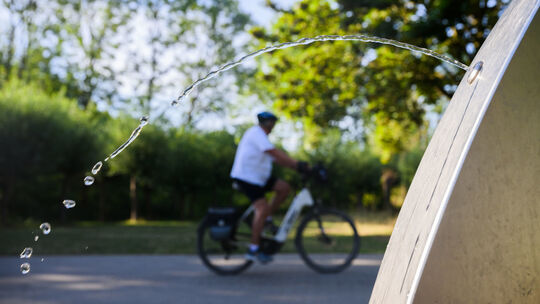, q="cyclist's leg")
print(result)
[251,197,271,245]
[269,179,291,214]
